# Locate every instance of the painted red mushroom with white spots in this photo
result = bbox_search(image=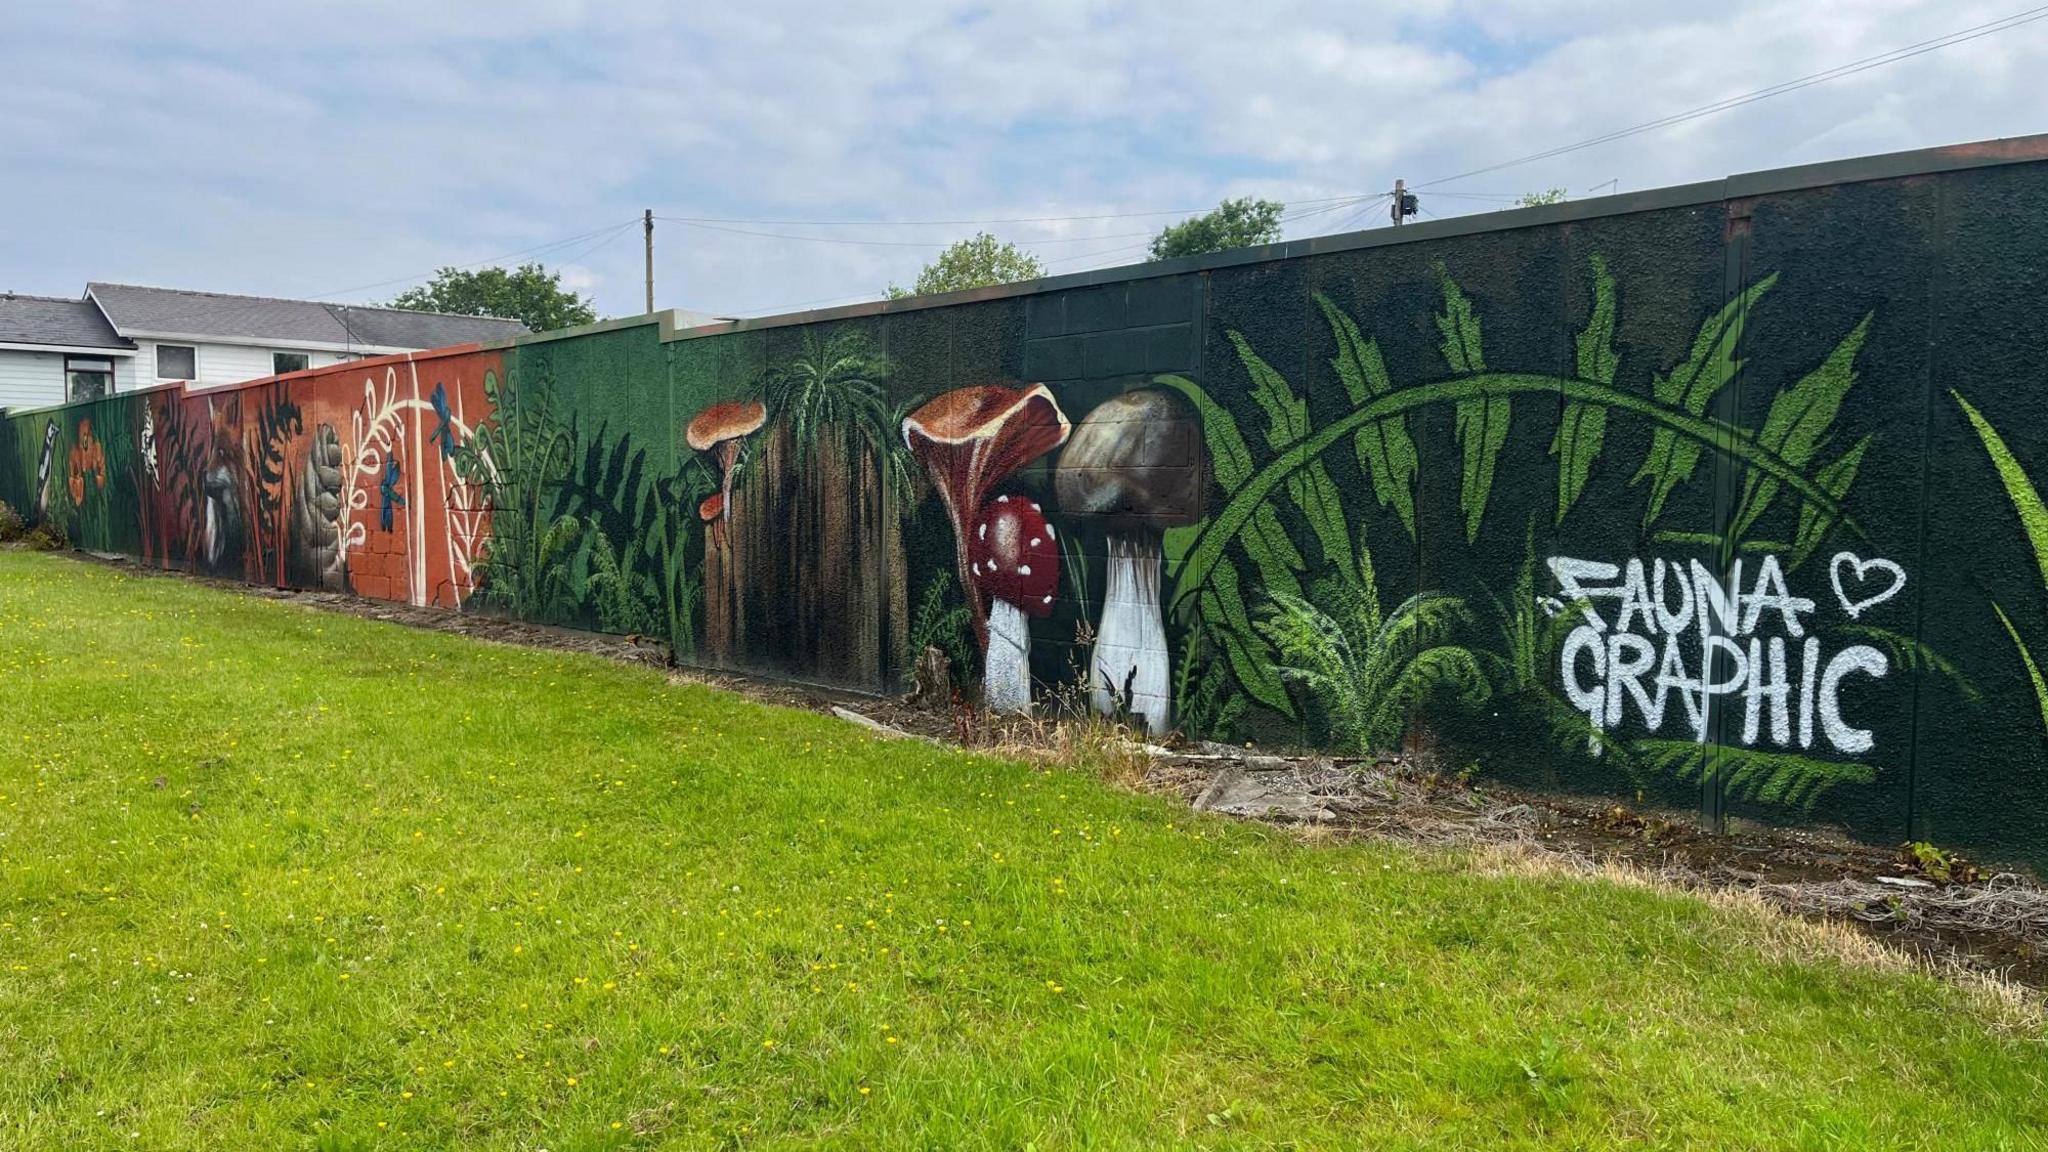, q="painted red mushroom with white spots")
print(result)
[967,493,1059,712]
